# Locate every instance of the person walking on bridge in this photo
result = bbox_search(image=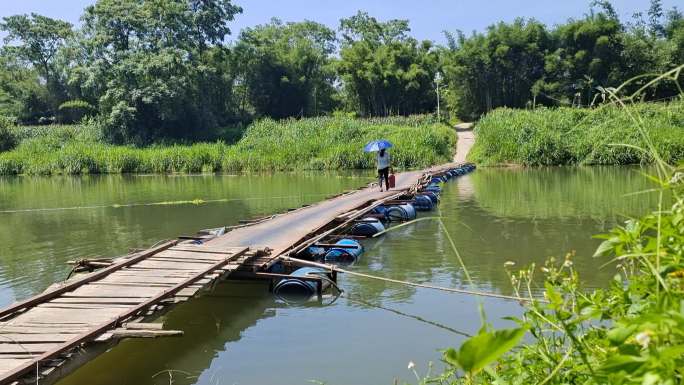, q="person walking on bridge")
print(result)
[364,139,393,192]
[376,148,391,191]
